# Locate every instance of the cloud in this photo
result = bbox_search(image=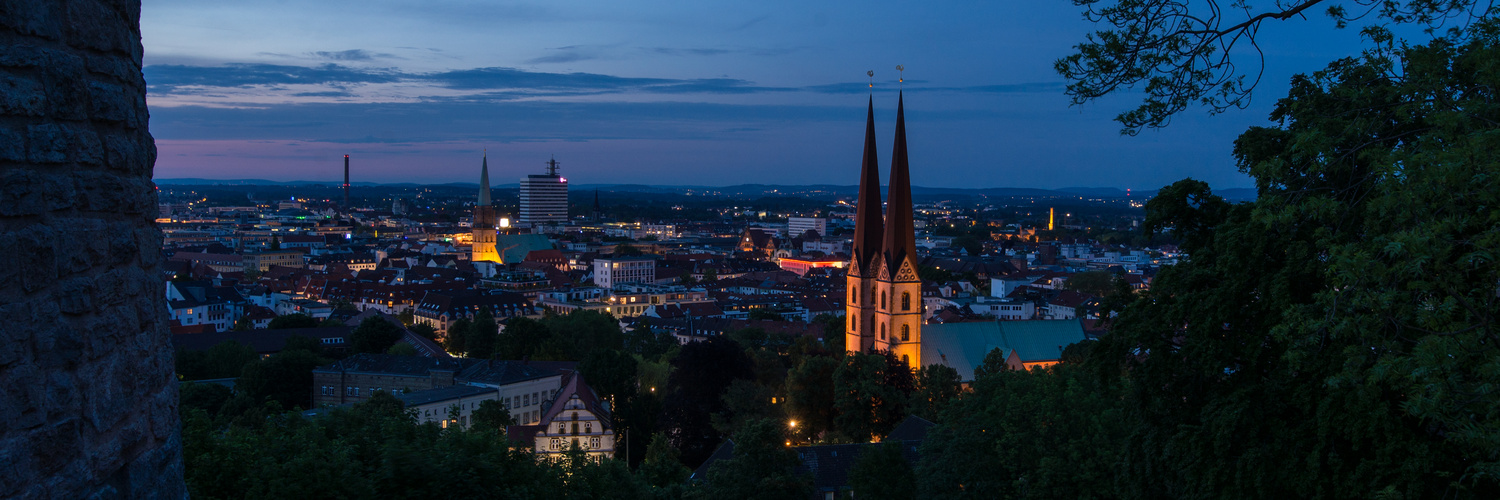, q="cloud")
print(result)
[647,46,801,57]
[144,63,402,93]
[803,81,1066,94]
[147,100,868,144]
[650,47,732,57]
[310,49,402,61]
[144,62,1057,102]
[524,45,605,65]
